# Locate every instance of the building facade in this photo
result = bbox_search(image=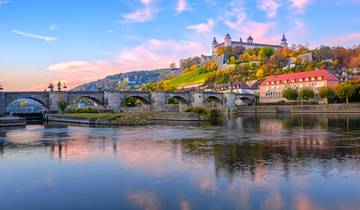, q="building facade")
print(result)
[212,34,288,55]
[259,70,339,103]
